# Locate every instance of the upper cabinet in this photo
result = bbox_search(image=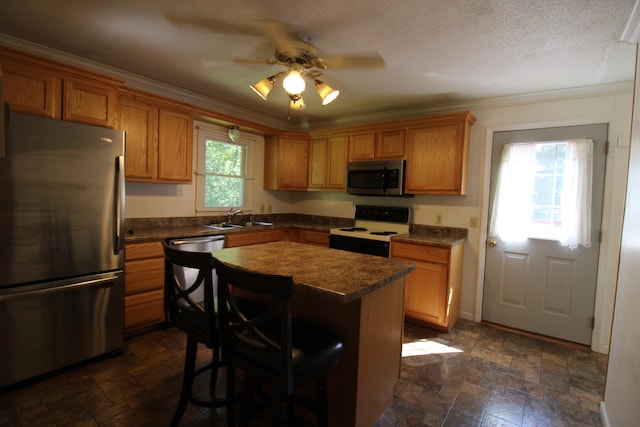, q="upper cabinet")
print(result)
[1,60,61,118]
[348,129,405,161]
[0,46,121,128]
[118,92,193,183]
[404,112,476,195]
[264,133,309,190]
[63,77,117,128]
[309,135,348,190]
[119,97,159,181]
